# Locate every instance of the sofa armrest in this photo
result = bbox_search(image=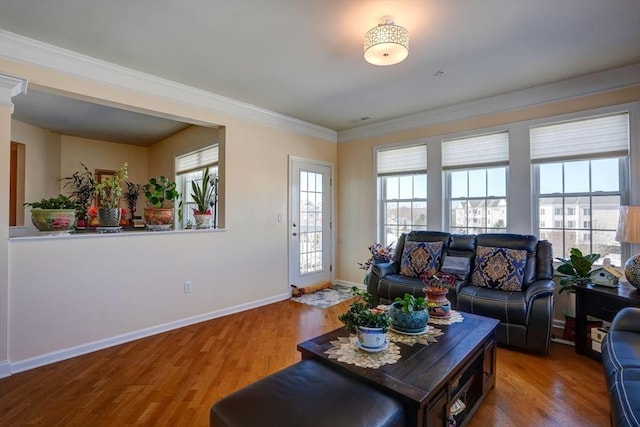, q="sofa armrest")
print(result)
[524,279,555,304]
[610,307,640,333]
[371,261,398,279]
